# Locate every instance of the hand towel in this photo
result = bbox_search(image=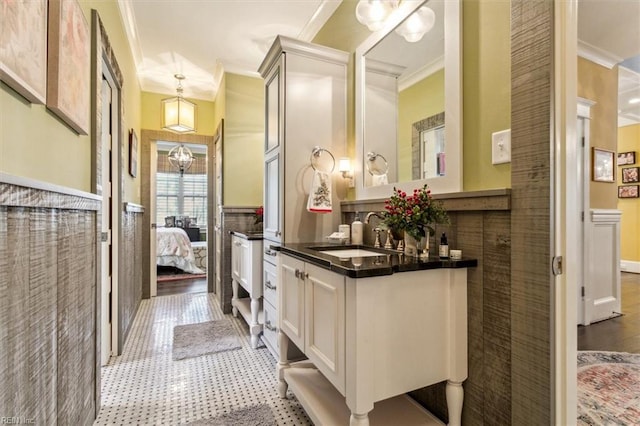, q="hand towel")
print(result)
[307,170,332,213]
[371,173,389,186]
